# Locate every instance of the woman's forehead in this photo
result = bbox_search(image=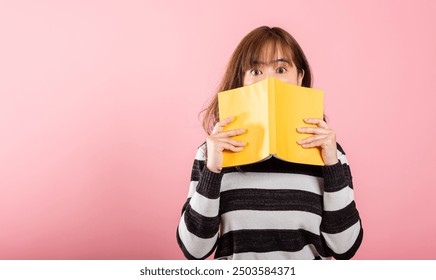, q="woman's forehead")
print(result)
[250,42,293,64]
